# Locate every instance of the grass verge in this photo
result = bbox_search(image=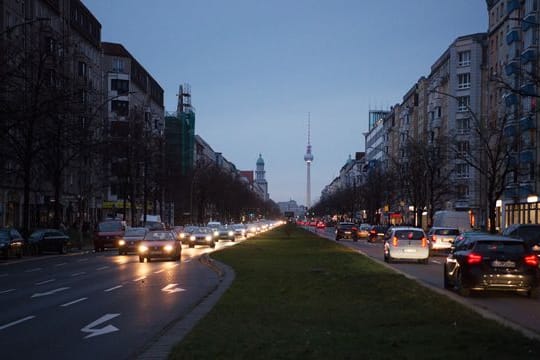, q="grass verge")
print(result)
[170,226,540,359]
